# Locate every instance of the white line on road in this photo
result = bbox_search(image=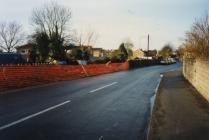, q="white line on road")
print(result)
[89,82,118,93]
[0,100,71,131]
[155,74,163,94]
